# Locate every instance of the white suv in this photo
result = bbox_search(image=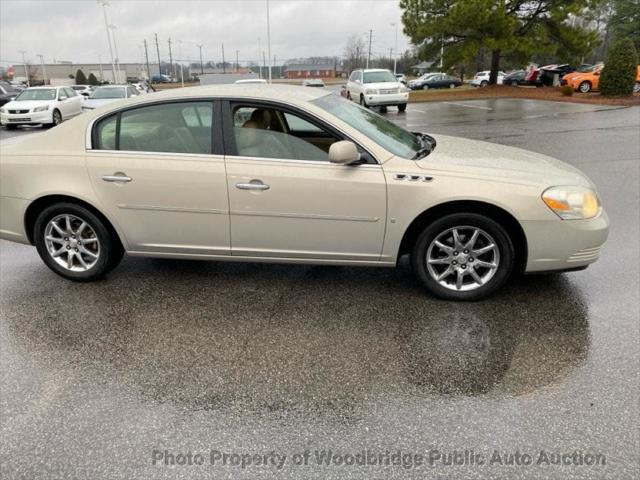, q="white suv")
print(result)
[470,71,506,87]
[346,69,409,111]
